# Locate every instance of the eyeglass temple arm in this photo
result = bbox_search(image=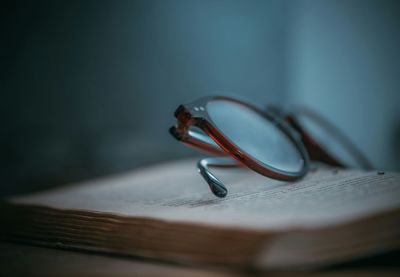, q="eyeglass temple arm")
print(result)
[197,157,240,198]
[169,123,226,156]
